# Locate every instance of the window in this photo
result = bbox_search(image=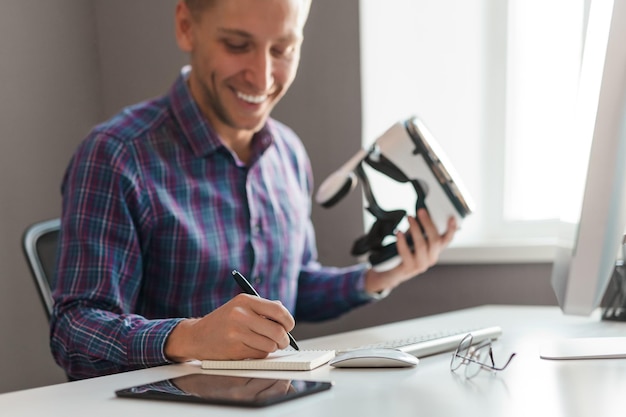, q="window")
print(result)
[359,0,588,262]
[504,0,586,224]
